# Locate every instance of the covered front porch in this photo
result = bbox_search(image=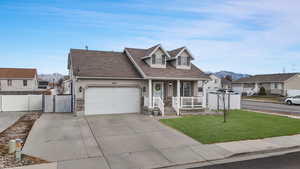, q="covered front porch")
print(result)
[143,79,204,116]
